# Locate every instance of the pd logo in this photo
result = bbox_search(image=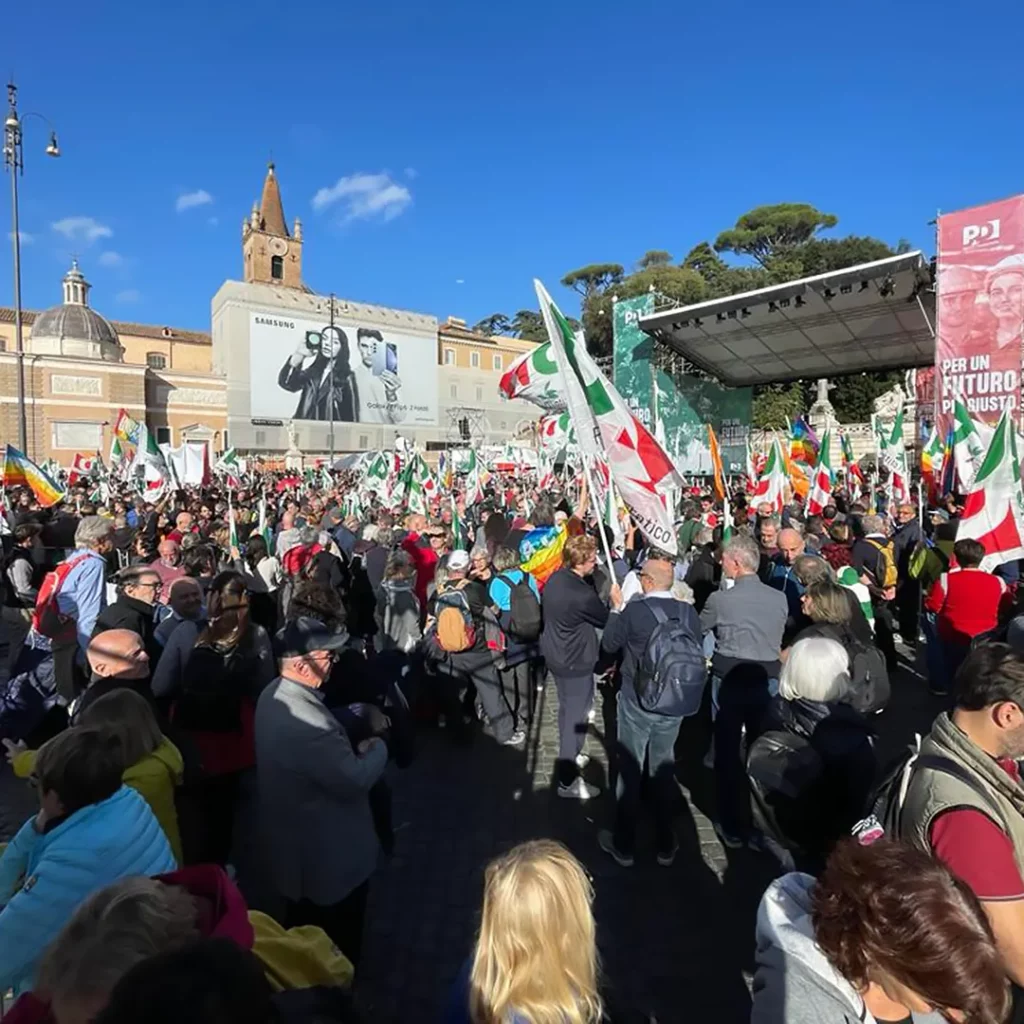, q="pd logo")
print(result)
[962,219,1001,247]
